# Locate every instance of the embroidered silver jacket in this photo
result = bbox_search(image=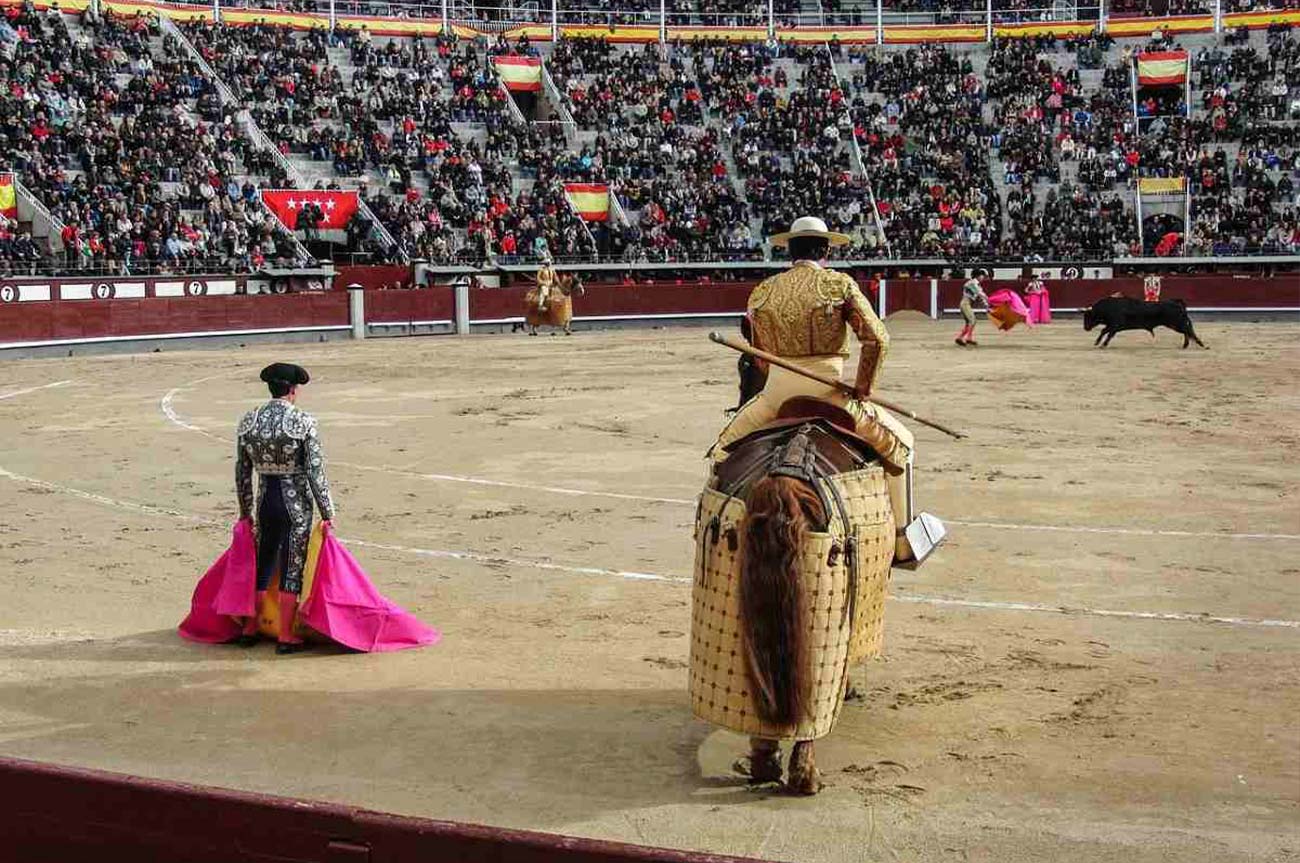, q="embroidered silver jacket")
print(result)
[235,399,335,521]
